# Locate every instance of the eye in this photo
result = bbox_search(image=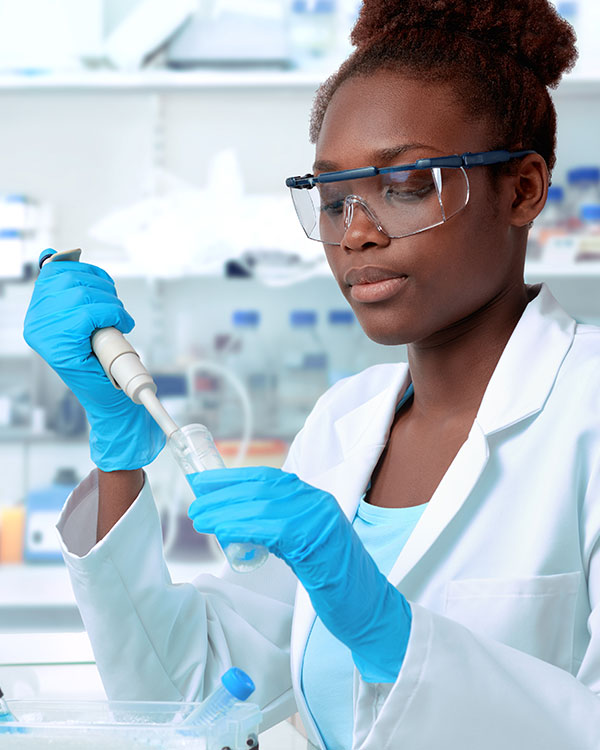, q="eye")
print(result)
[321,198,345,215]
[383,170,436,202]
[318,186,346,215]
